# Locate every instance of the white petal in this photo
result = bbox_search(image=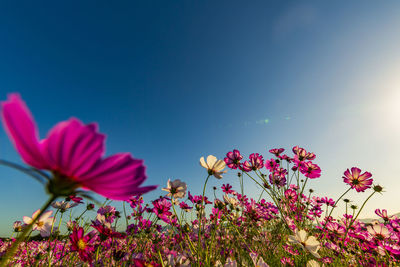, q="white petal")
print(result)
[288,235,299,244]
[32,209,41,220]
[23,216,32,225]
[306,236,320,247]
[200,157,208,169]
[213,160,226,171]
[206,155,217,169]
[40,210,53,221]
[306,260,320,267]
[297,230,308,243]
[309,249,321,259]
